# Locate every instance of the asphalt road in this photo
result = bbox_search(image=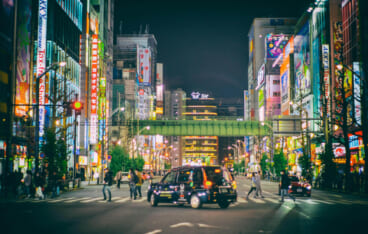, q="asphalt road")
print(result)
[1,177,367,234]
